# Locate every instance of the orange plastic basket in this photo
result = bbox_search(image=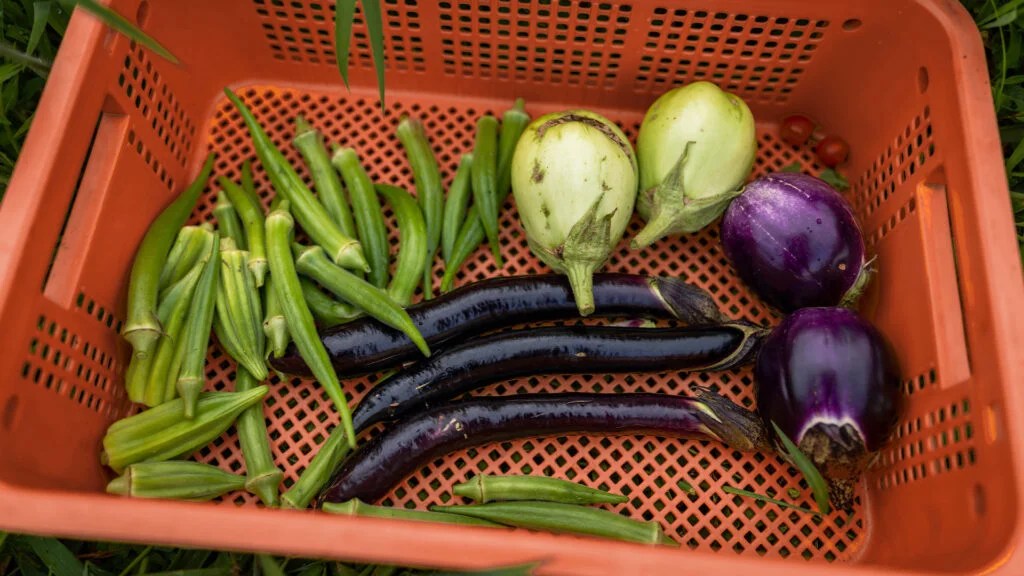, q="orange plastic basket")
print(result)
[2,0,1023,573]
